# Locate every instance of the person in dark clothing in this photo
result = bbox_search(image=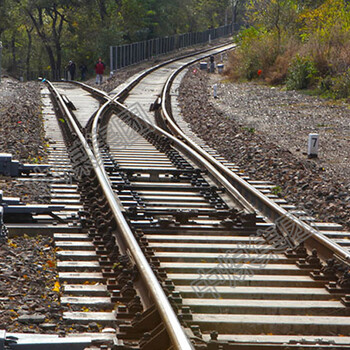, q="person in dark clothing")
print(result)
[67,60,76,80]
[79,63,88,81]
[95,57,106,85]
[209,55,215,73]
